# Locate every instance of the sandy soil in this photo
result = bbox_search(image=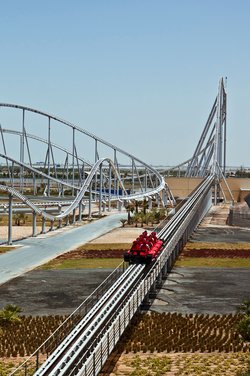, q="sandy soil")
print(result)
[0,226,42,242]
[89,226,148,244]
[103,352,250,376]
[0,219,146,245]
[200,204,230,227]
